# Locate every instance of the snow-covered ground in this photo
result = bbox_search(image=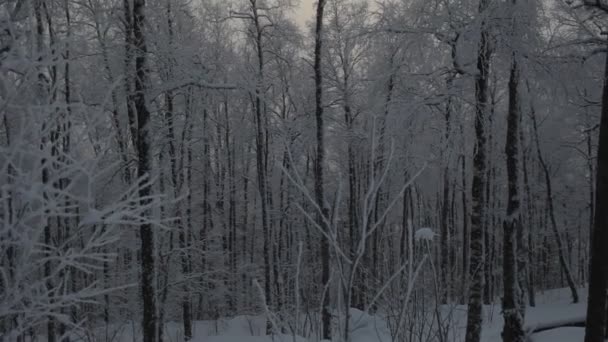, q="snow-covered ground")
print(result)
[23,287,587,342]
[530,327,585,342]
[476,287,586,342]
